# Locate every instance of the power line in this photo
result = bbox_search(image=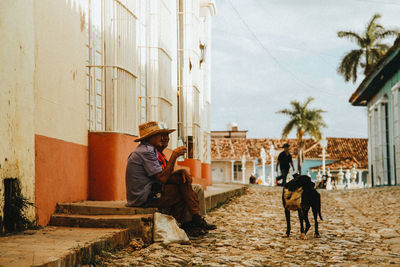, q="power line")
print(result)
[227,0,338,96]
[352,0,400,6]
